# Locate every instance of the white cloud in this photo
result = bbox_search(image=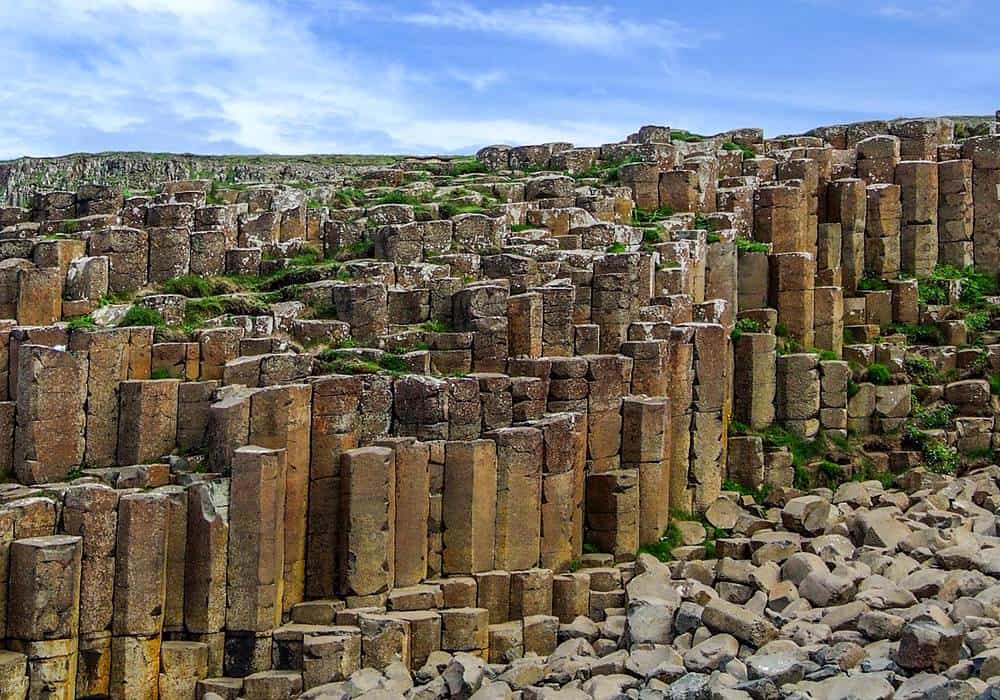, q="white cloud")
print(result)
[876,1,972,20]
[399,2,705,54]
[449,69,508,91]
[0,1,715,157]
